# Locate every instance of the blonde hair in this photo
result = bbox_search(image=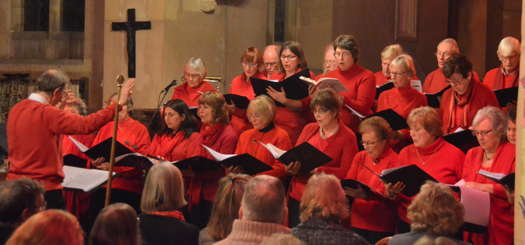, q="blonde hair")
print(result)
[381,44,404,60]
[198,91,229,124]
[497,36,520,56]
[407,106,443,138]
[247,95,276,121]
[141,163,186,212]
[7,210,83,245]
[390,54,416,77]
[408,182,464,235]
[299,173,349,222]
